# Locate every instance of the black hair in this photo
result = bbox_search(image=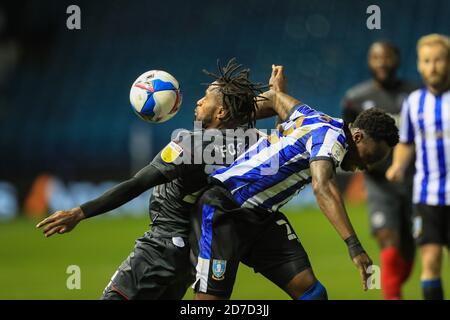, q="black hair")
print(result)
[369,41,400,61]
[353,108,399,147]
[202,58,267,128]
